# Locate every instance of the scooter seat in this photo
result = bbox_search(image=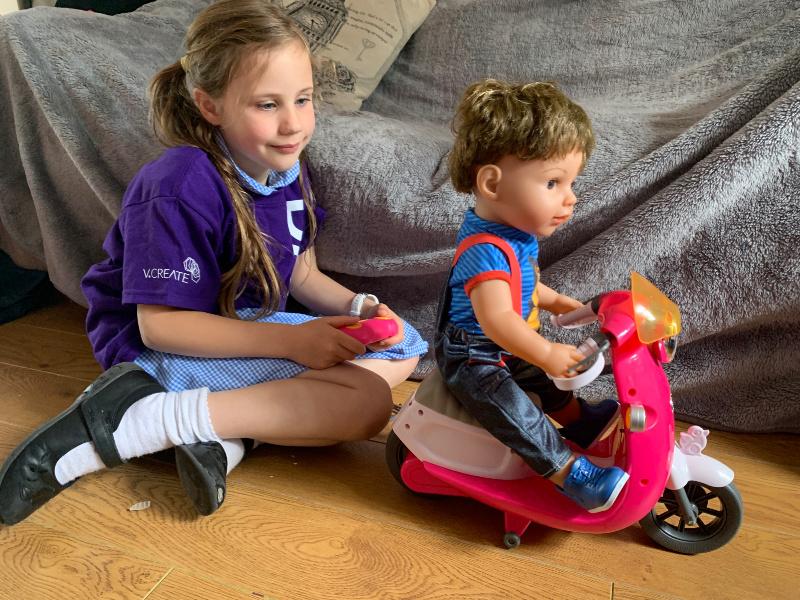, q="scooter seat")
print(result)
[412,370,482,428]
